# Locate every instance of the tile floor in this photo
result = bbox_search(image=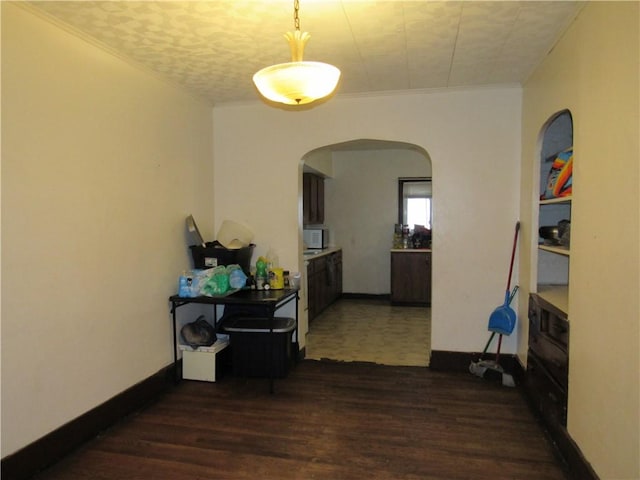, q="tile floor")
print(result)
[304,298,431,367]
